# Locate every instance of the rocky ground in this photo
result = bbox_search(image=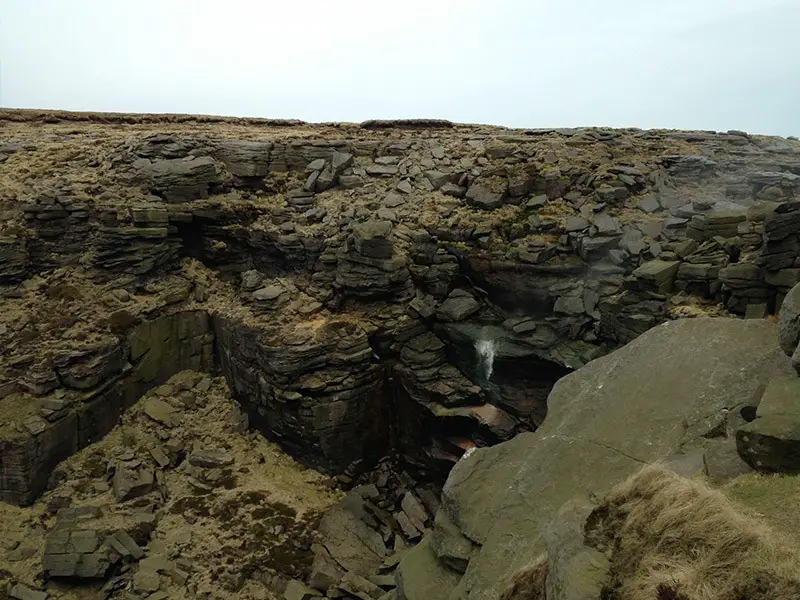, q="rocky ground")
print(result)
[0,371,342,599]
[3,110,800,599]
